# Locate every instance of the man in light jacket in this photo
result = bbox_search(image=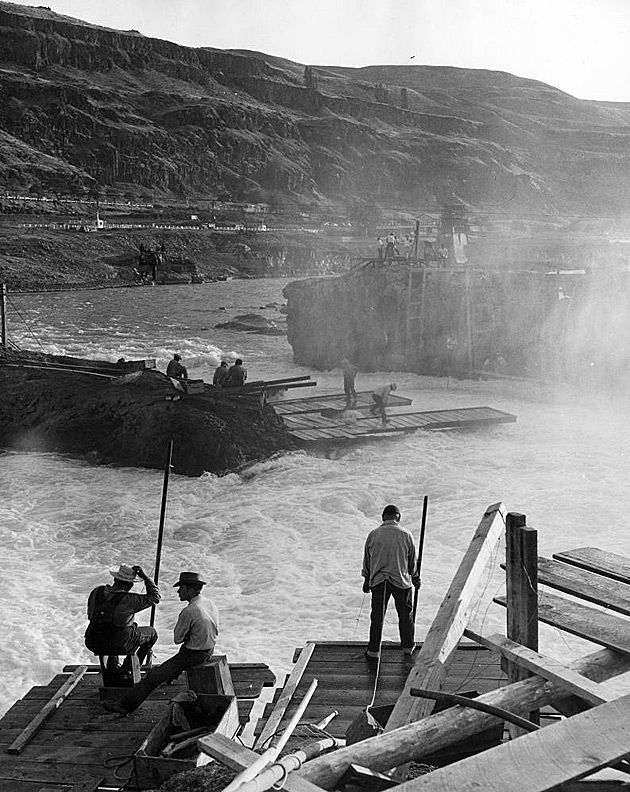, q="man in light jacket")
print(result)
[362,505,420,658]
